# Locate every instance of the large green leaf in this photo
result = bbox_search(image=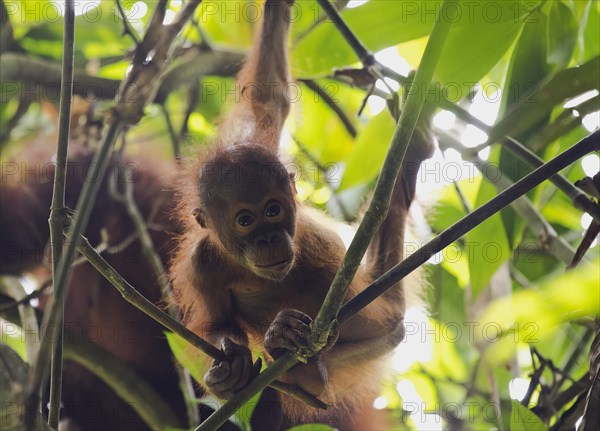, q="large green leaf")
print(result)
[293,81,360,163]
[500,8,550,117]
[200,0,255,47]
[292,0,526,78]
[547,1,578,67]
[489,55,599,150]
[338,111,395,191]
[429,265,467,332]
[510,401,548,431]
[479,261,600,343]
[292,1,438,76]
[497,9,551,244]
[165,331,207,384]
[466,171,511,297]
[434,20,522,93]
[577,0,600,63]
